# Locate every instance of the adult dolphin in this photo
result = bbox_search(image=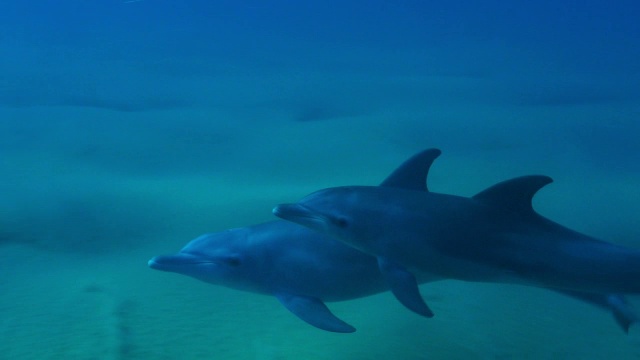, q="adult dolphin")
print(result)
[274,149,640,323]
[150,149,637,333]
